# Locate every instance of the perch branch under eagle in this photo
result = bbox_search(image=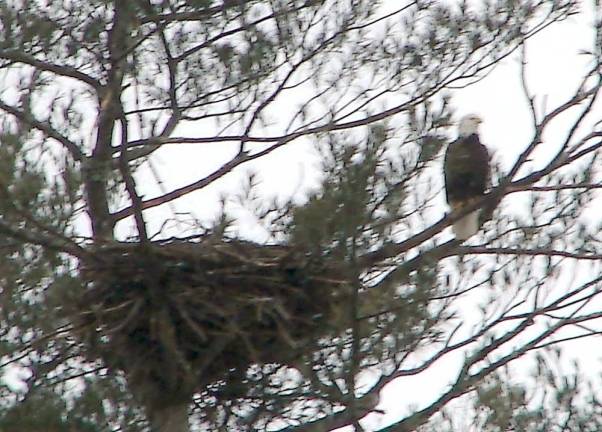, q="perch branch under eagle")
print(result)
[444,114,490,240]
